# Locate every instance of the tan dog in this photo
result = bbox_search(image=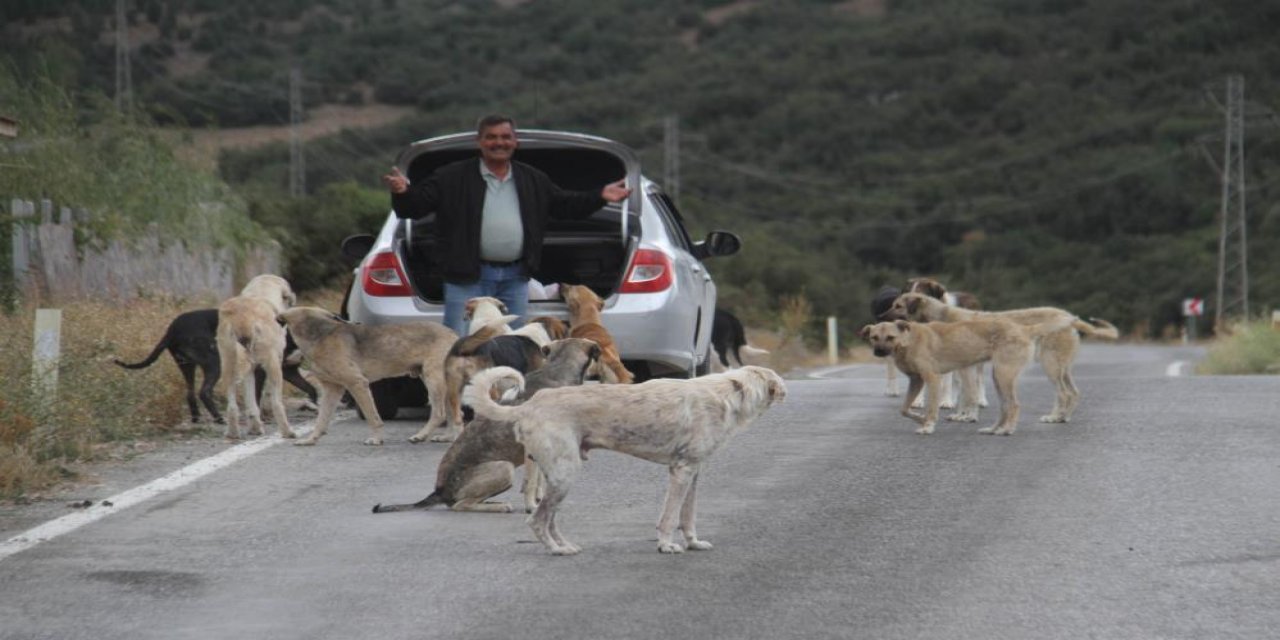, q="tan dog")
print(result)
[901,277,986,411]
[217,274,297,440]
[860,317,1069,436]
[560,284,634,384]
[463,364,787,555]
[887,292,1119,423]
[276,307,458,446]
[371,338,601,515]
[436,323,548,443]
